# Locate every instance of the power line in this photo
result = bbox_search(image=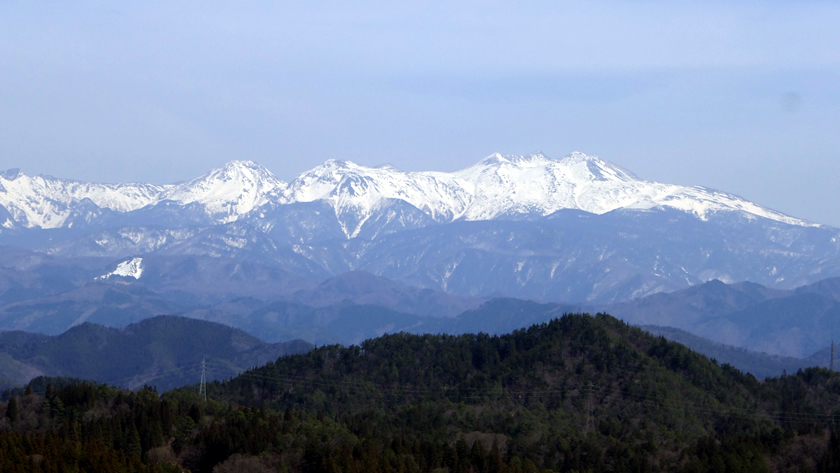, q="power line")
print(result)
[584,383,594,433]
[199,357,207,402]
